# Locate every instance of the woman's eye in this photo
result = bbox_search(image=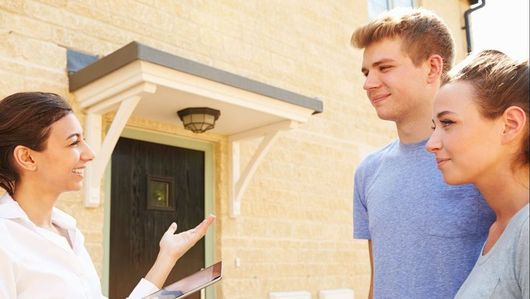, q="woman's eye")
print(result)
[380,66,392,72]
[440,119,455,127]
